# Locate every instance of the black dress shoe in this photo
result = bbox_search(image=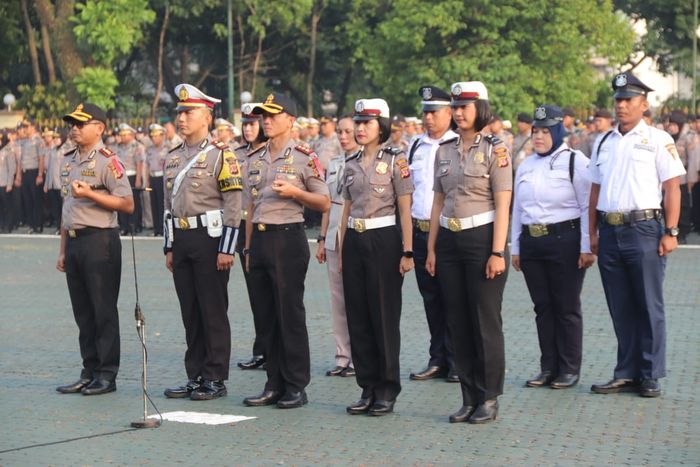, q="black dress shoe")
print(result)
[190,380,226,400]
[164,378,201,398]
[448,405,475,423]
[243,389,282,406]
[445,372,460,383]
[81,379,116,396]
[468,399,498,424]
[639,379,661,398]
[326,365,345,376]
[526,371,555,388]
[346,397,374,415]
[56,378,92,394]
[591,378,640,394]
[369,399,395,416]
[238,355,266,370]
[550,373,579,389]
[340,367,356,377]
[409,365,447,381]
[277,391,308,409]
